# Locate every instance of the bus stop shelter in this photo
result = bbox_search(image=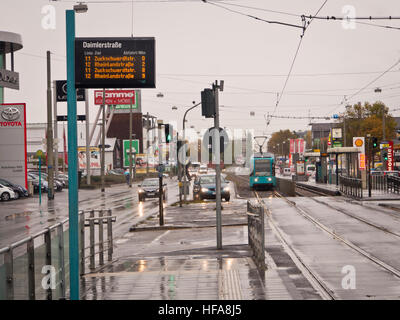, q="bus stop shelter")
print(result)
[327,147,361,186]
